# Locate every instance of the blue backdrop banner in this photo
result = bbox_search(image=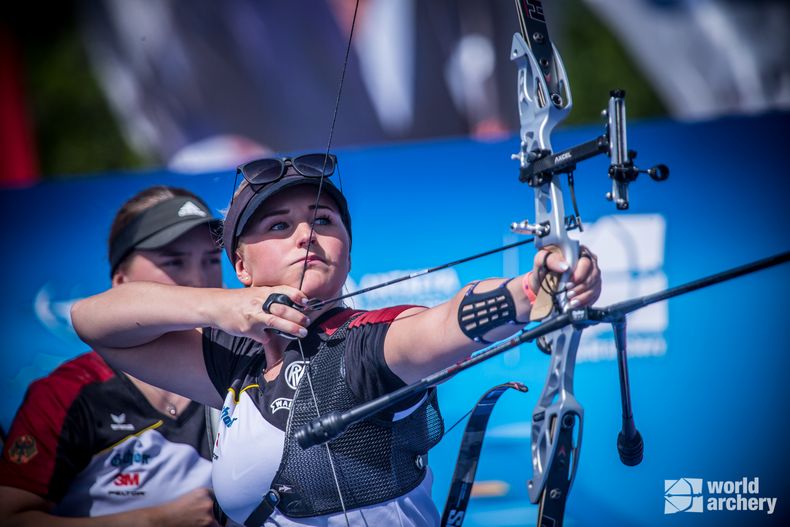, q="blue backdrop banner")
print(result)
[1,112,788,526]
